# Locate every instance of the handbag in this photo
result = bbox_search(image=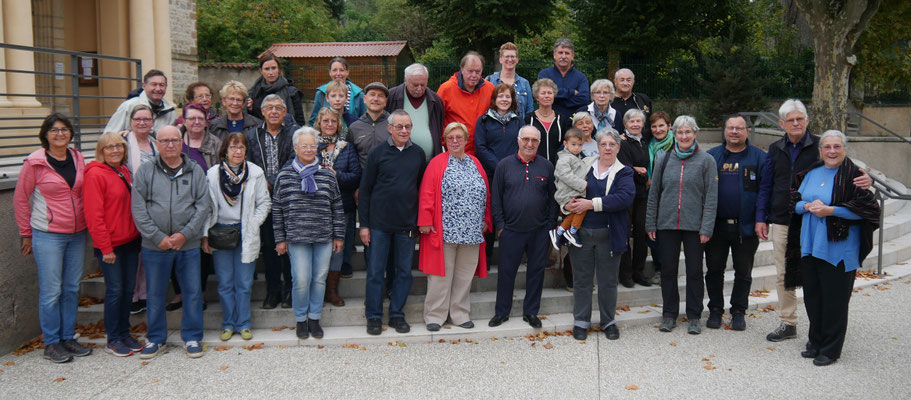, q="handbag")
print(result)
[208,225,240,250]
